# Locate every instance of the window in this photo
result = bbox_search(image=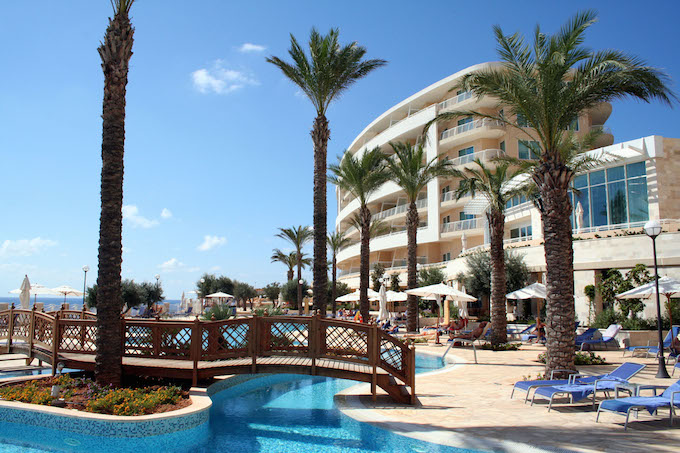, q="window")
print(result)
[458,146,474,157]
[506,194,528,209]
[510,225,532,239]
[518,140,540,160]
[442,252,451,262]
[441,185,450,194]
[459,212,474,221]
[499,141,505,152]
[566,117,580,131]
[517,113,528,127]
[442,215,451,224]
[457,117,473,126]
